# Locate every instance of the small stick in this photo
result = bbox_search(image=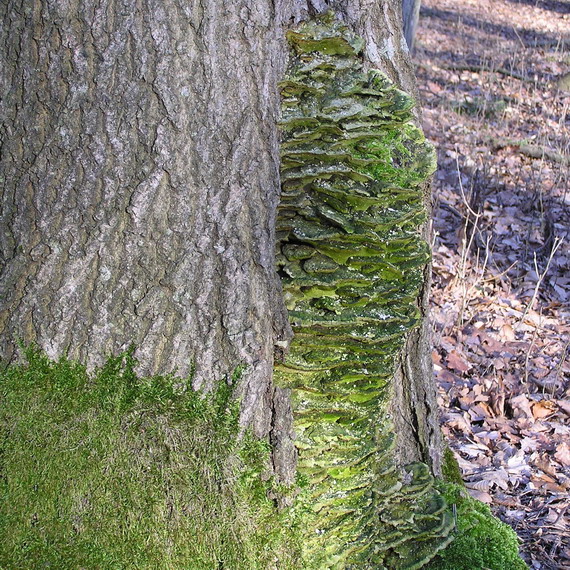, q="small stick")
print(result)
[555,337,570,385]
[524,325,539,393]
[442,62,527,81]
[516,237,564,331]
